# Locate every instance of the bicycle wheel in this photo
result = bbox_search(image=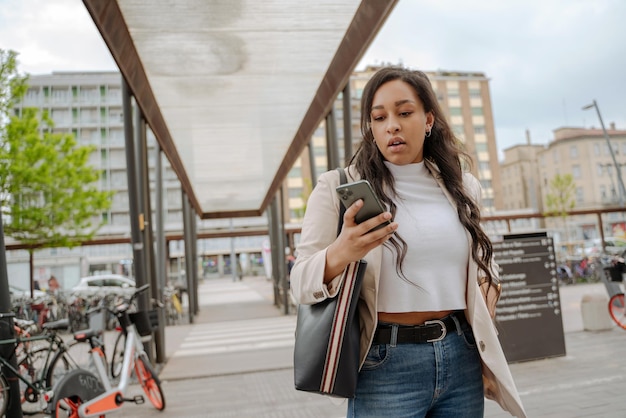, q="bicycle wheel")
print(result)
[135,355,166,410]
[51,369,105,418]
[18,347,52,415]
[46,349,73,389]
[110,331,125,379]
[0,373,8,417]
[608,293,626,329]
[63,339,102,377]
